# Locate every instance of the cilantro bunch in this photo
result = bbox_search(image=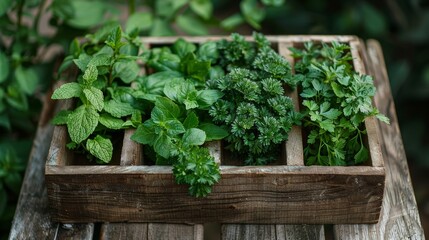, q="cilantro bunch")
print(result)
[52,26,145,164]
[208,33,301,165]
[291,42,389,166]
